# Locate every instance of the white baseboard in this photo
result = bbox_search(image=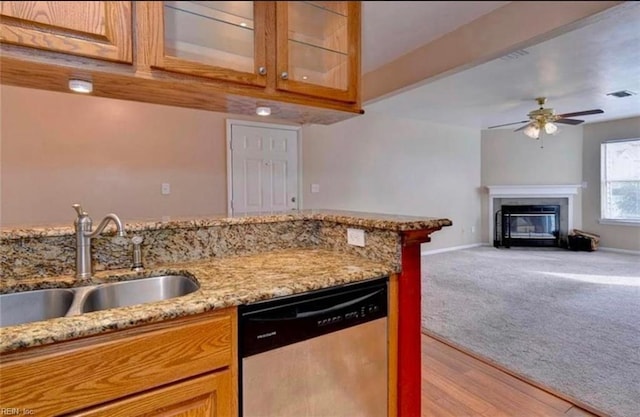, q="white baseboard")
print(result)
[598,247,640,255]
[421,243,483,256]
[481,242,639,255]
